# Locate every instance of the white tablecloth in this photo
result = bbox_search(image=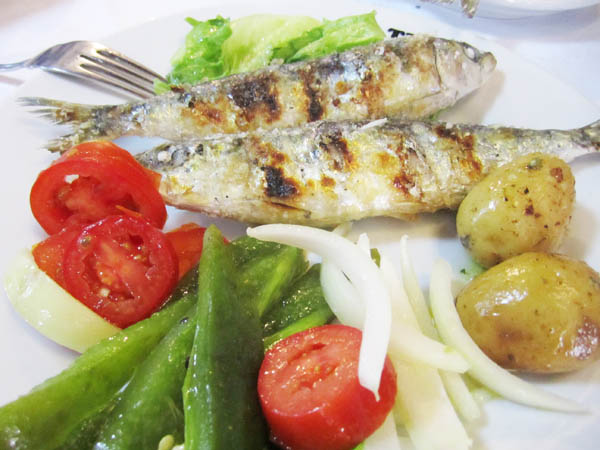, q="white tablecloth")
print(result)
[1,0,598,108]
